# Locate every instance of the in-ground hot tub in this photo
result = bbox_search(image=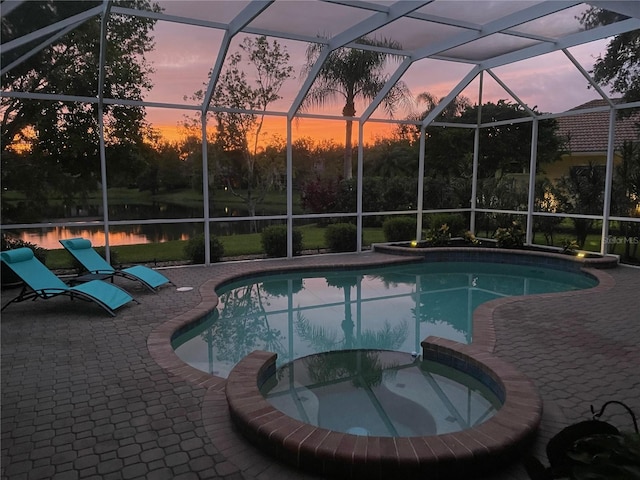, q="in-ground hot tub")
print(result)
[225,337,542,480]
[261,349,502,438]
